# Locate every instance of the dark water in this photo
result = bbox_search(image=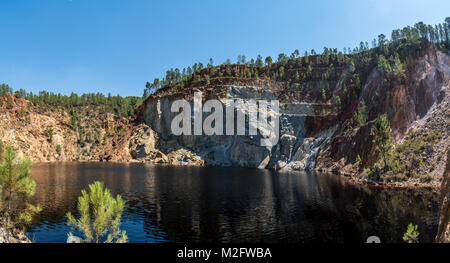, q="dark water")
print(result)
[27,162,440,243]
